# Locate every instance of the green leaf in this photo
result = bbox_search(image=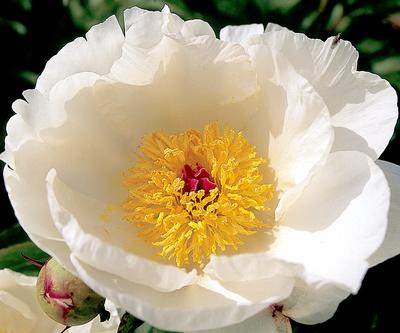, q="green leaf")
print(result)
[18,0,32,11]
[213,0,247,18]
[255,0,301,15]
[0,224,30,248]
[17,70,39,85]
[117,312,144,333]
[356,38,386,55]
[0,241,49,276]
[326,3,344,31]
[11,20,28,34]
[372,56,400,75]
